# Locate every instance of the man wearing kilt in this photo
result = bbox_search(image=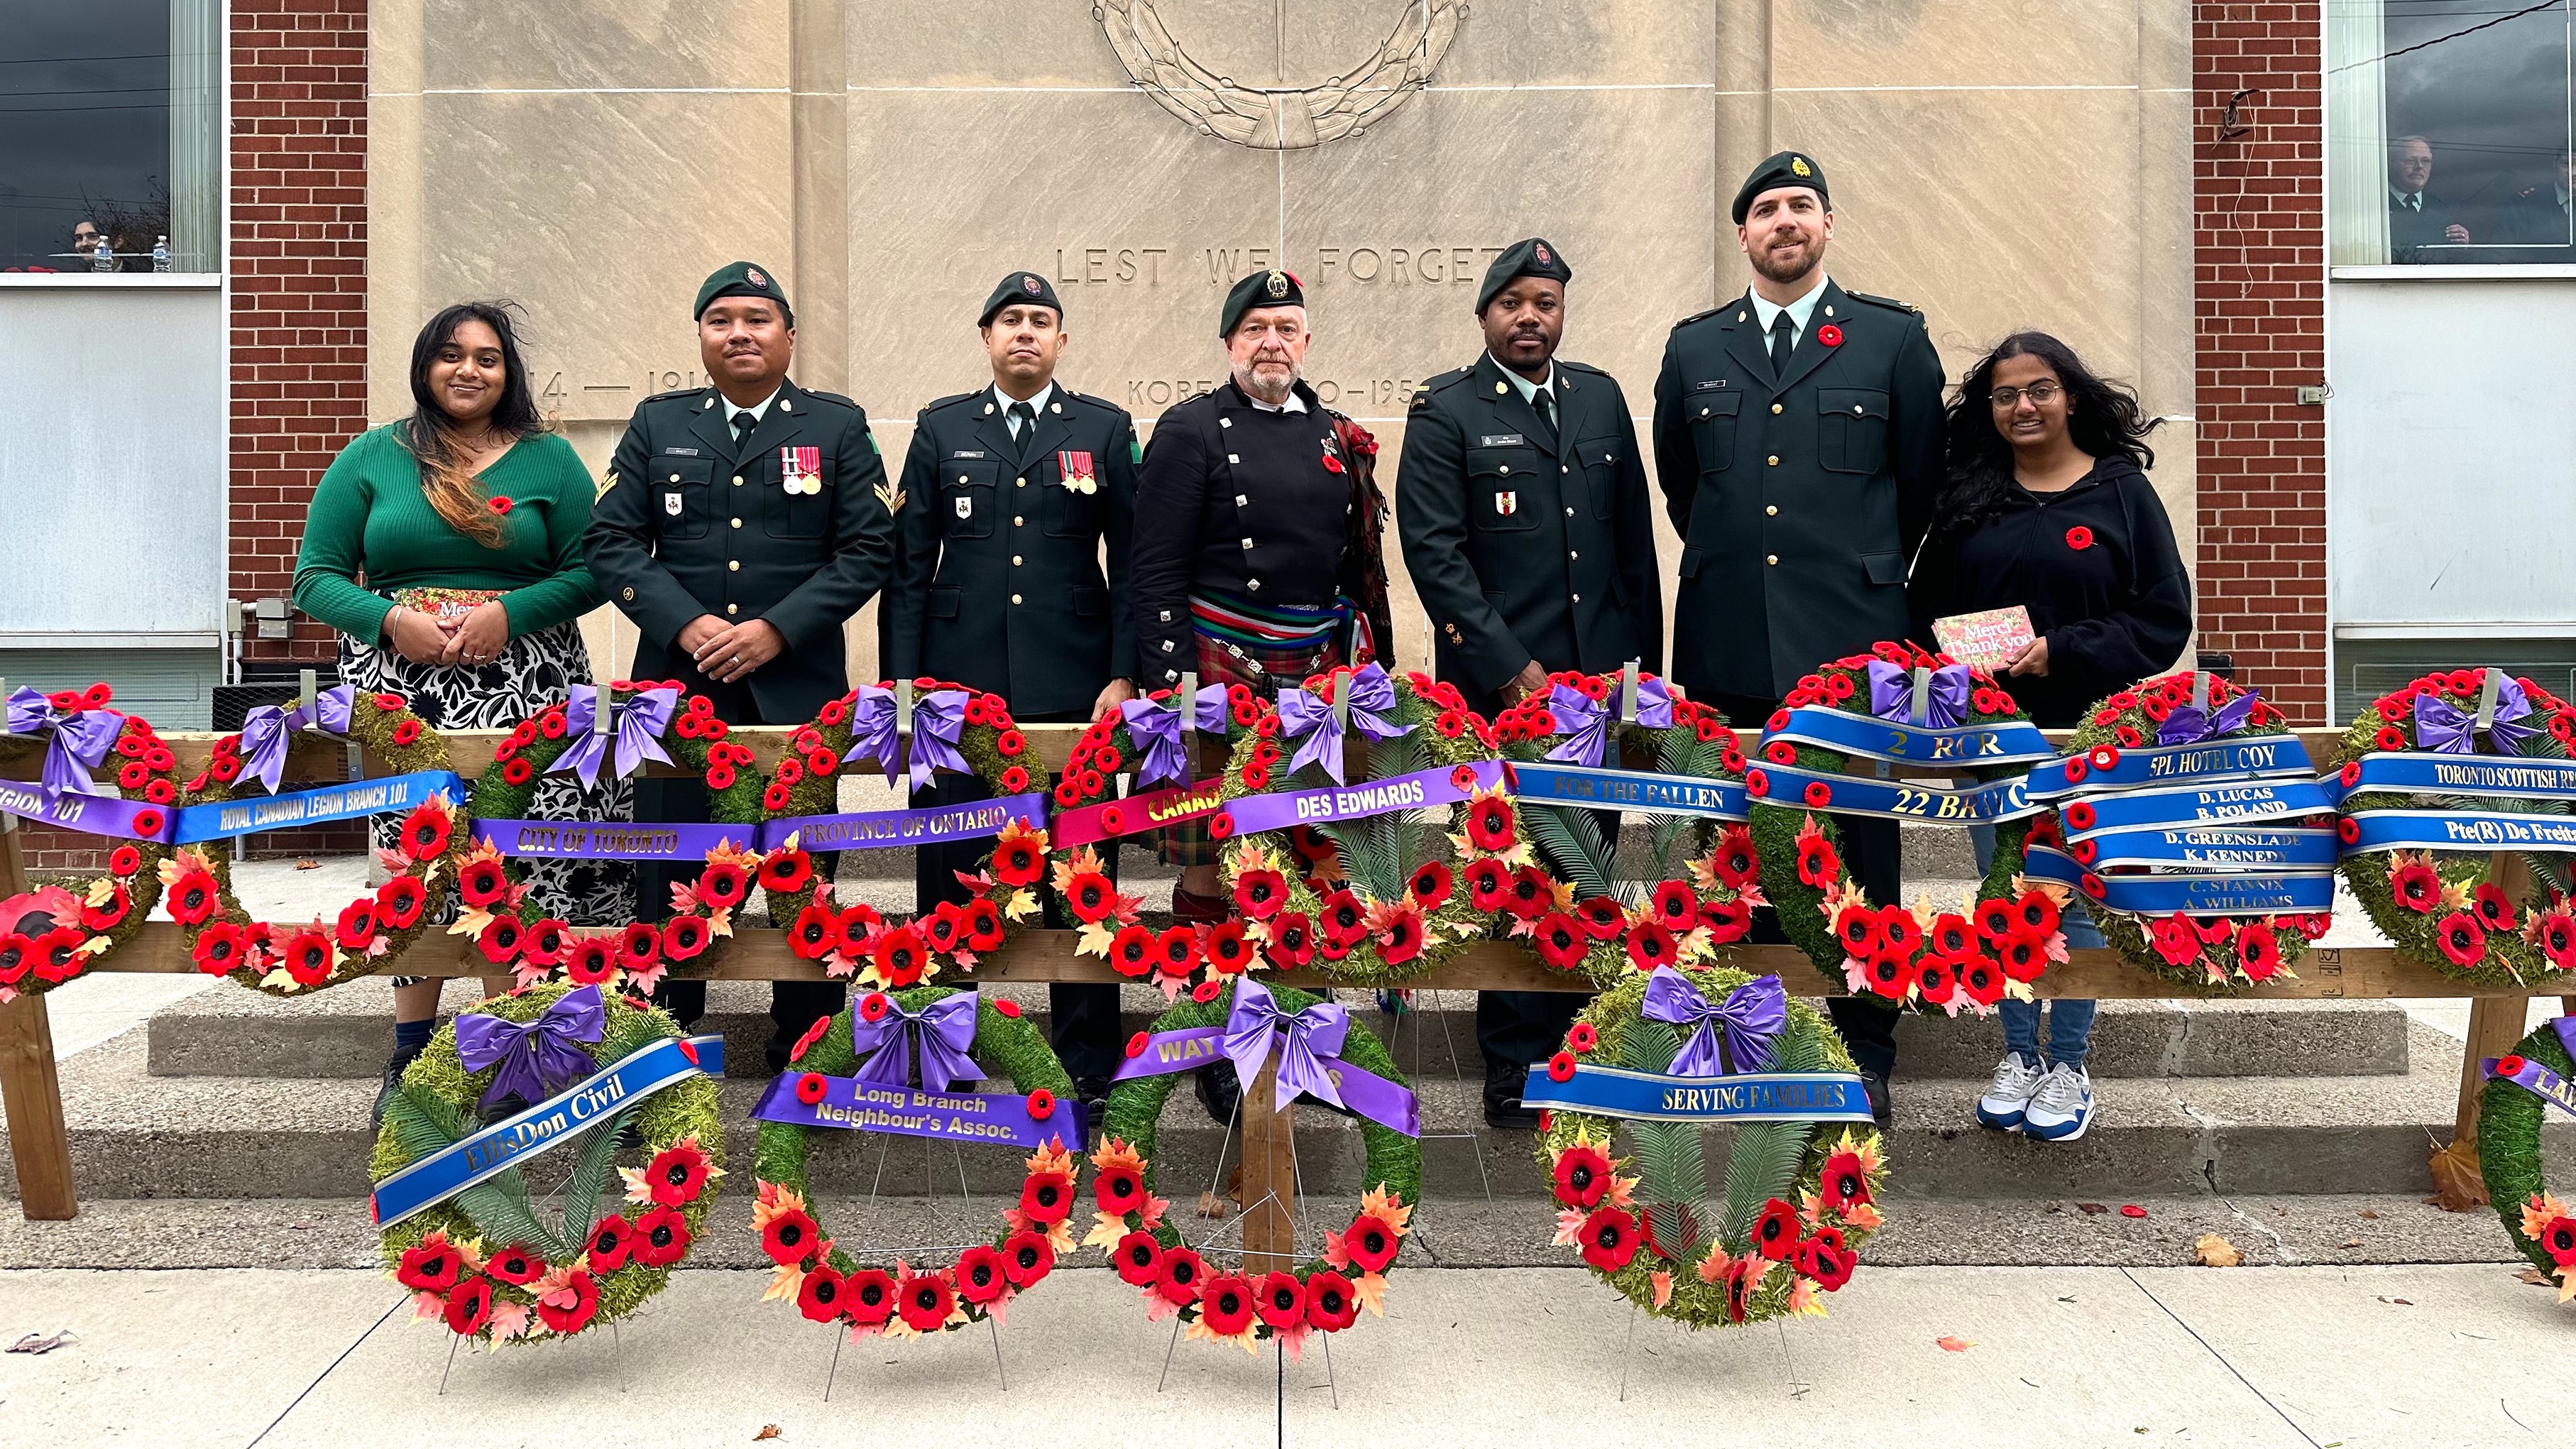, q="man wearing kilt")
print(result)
[1129,268,1396,1119]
